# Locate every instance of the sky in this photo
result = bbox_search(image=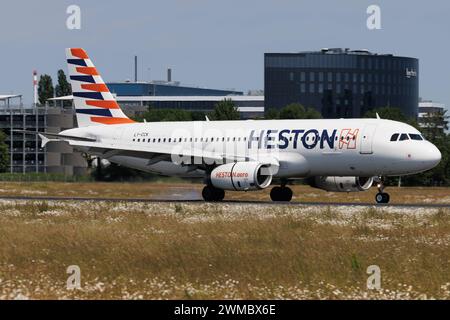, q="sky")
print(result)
[0,0,449,109]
